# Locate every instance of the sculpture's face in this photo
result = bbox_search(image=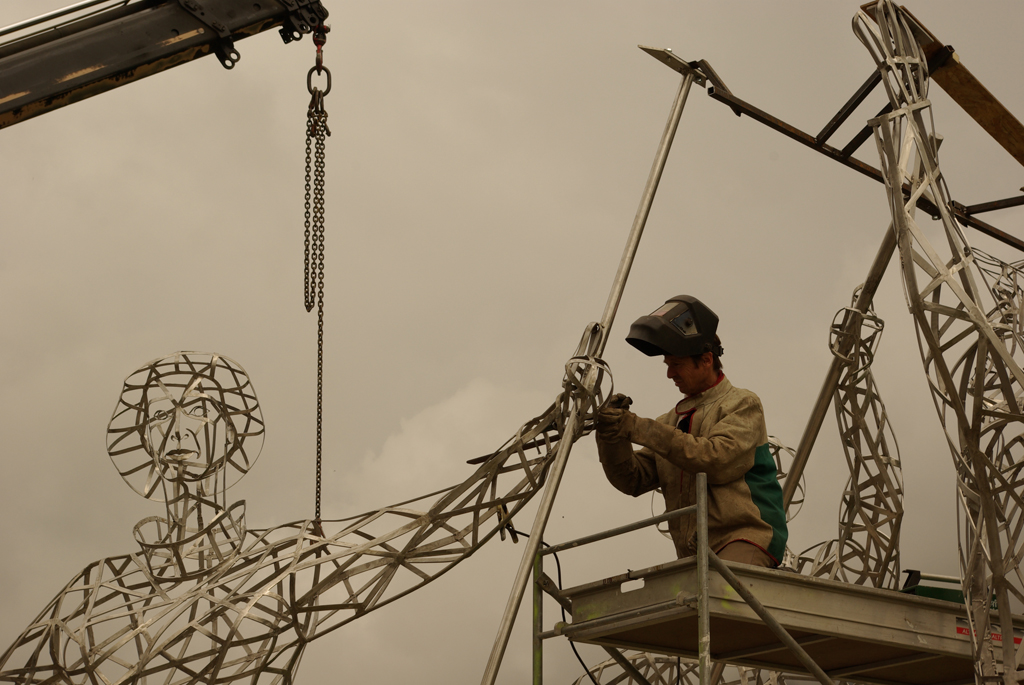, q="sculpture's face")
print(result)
[145,391,234,484]
[108,353,264,502]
